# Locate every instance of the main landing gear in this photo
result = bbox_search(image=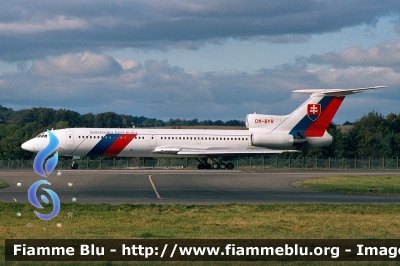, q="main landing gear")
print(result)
[71,159,79,169]
[195,158,234,170]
